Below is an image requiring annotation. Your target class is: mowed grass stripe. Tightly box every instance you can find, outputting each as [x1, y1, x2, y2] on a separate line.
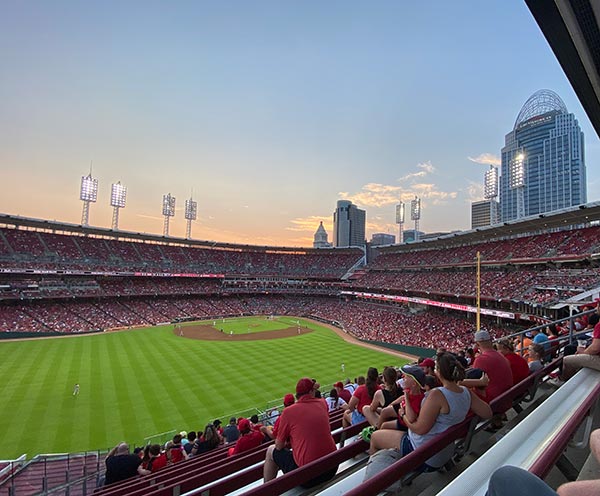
[88, 334, 111, 450]
[132, 329, 200, 437]
[0, 319, 408, 458]
[105, 334, 142, 442]
[0, 343, 46, 451]
[50, 339, 83, 451]
[20, 342, 66, 454]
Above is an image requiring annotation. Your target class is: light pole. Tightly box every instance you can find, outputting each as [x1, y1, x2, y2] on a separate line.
[184, 197, 197, 239]
[410, 196, 421, 242]
[162, 193, 176, 236]
[484, 165, 499, 225]
[110, 182, 127, 230]
[396, 201, 405, 244]
[80, 173, 98, 227]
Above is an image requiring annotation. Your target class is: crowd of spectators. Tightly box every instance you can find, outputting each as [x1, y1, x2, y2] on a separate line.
[0, 295, 521, 351]
[0, 227, 362, 278]
[355, 267, 600, 306]
[369, 226, 600, 269]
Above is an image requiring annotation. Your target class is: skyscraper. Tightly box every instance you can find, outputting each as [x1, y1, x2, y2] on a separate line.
[333, 200, 366, 247]
[500, 89, 586, 222]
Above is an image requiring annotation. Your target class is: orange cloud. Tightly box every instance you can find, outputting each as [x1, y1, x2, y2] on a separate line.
[468, 153, 501, 166]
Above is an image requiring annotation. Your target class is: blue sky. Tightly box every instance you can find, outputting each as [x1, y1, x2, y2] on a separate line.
[1, 1, 598, 246]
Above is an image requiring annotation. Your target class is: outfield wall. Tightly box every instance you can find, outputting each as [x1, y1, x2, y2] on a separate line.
[361, 339, 435, 358]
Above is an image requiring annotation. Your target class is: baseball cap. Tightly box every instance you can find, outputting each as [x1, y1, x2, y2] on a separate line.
[283, 393, 295, 407]
[465, 368, 484, 380]
[474, 329, 491, 342]
[400, 365, 426, 389]
[238, 418, 251, 433]
[419, 358, 435, 369]
[296, 377, 314, 395]
[334, 381, 344, 388]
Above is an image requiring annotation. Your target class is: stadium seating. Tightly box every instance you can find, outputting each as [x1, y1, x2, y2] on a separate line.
[436, 367, 600, 496]
[95, 411, 346, 496]
[0, 452, 101, 496]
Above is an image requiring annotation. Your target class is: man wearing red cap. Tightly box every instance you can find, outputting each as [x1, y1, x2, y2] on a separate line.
[263, 377, 337, 487]
[335, 381, 352, 403]
[228, 418, 264, 456]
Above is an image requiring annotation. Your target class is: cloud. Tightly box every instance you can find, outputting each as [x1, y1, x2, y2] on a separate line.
[468, 153, 501, 166]
[410, 183, 457, 204]
[136, 214, 164, 221]
[286, 215, 332, 233]
[339, 160, 457, 209]
[366, 218, 398, 235]
[398, 161, 436, 182]
[465, 181, 484, 202]
[339, 183, 402, 207]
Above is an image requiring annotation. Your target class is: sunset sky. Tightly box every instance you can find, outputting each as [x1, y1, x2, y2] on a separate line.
[1, 1, 598, 247]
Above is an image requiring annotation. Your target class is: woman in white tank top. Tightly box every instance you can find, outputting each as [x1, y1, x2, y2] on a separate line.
[369, 352, 492, 464]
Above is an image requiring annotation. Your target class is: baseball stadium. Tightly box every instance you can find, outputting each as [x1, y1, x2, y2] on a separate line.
[1, 194, 600, 496]
[3, 1, 600, 495]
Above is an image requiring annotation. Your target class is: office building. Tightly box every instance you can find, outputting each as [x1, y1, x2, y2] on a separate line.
[371, 233, 395, 246]
[471, 200, 499, 229]
[500, 89, 586, 222]
[333, 200, 366, 247]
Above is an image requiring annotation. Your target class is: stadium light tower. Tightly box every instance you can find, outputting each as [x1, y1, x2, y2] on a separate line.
[110, 182, 127, 230]
[184, 196, 197, 239]
[80, 173, 98, 226]
[484, 165, 499, 224]
[395, 201, 405, 243]
[509, 151, 526, 219]
[162, 193, 176, 237]
[410, 196, 421, 242]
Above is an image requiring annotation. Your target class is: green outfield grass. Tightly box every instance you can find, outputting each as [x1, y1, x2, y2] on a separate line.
[0, 317, 408, 459]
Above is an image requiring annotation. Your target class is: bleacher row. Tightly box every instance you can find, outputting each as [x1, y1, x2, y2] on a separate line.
[1, 225, 598, 275]
[0, 228, 363, 278]
[2, 264, 598, 308]
[369, 226, 600, 269]
[354, 267, 600, 305]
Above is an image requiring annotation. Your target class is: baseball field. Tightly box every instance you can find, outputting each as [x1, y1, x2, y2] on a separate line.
[0, 316, 409, 459]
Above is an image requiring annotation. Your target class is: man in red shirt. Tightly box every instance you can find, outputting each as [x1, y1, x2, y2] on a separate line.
[263, 377, 337, 487]
[462, 330, 512, 405]
[228, 418, 264, 456]
[335, 381, 352, 403]
[496, 338, 530, 385]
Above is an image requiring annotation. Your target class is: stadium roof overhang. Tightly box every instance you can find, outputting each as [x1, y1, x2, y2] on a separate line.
[376, 201, 600, 254]
[526, 0, 600, 137]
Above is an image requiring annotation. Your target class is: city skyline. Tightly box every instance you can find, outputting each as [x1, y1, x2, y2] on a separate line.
[1, 2, 599, 247]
